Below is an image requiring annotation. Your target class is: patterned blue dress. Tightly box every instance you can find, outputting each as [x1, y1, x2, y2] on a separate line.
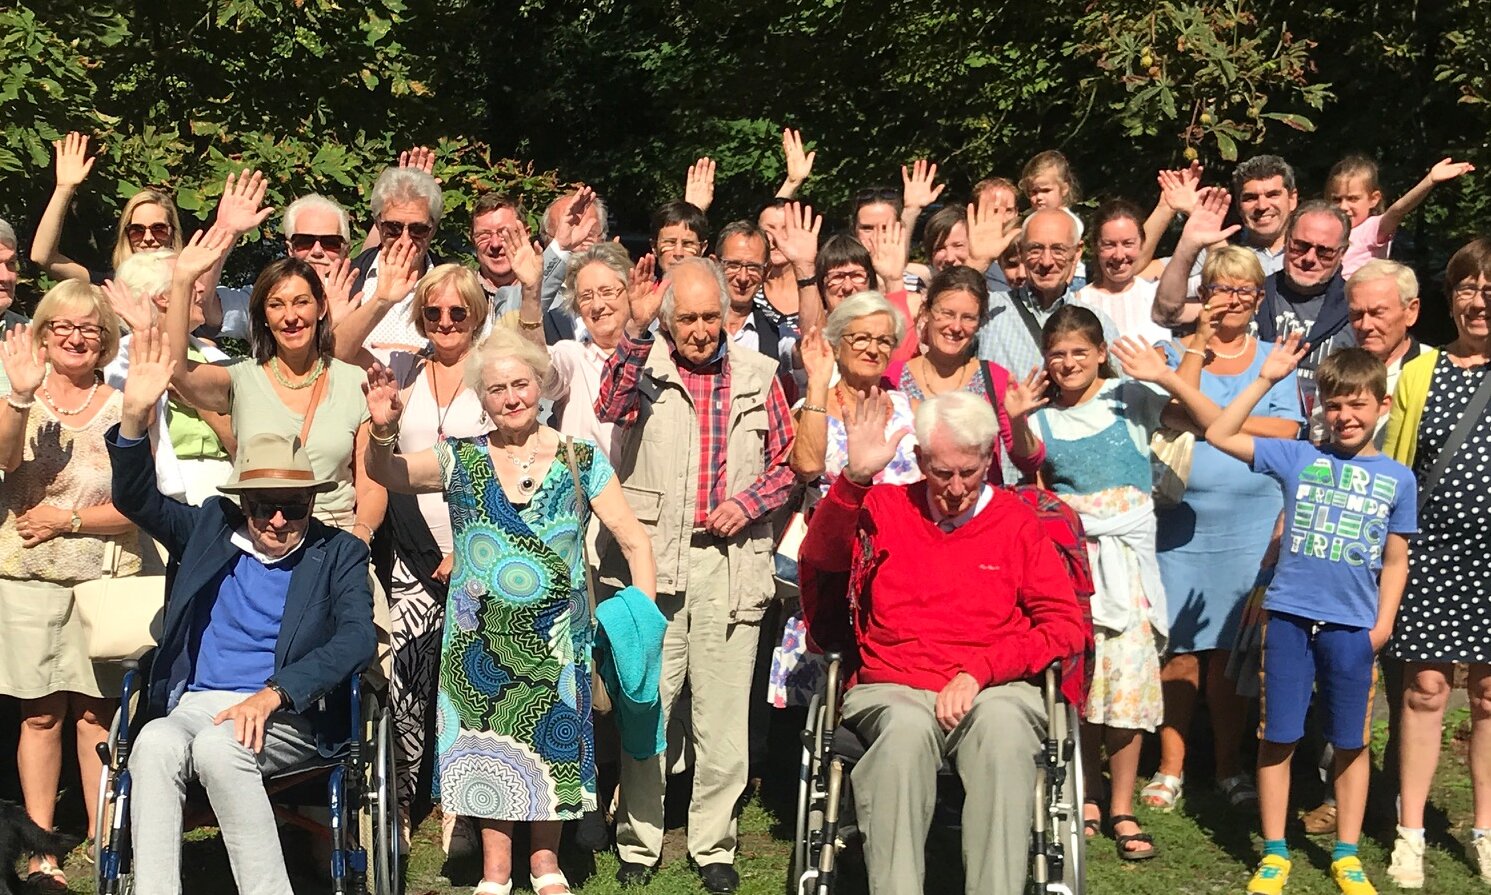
[432, 435, 612, 821]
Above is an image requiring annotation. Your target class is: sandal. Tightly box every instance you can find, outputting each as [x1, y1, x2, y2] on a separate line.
[1083, 796, 1103, 838]
[1108, 814, 1158, 862]
[474, 881, 513, 895]
[26, 857, 68, 892]
[1139, 773, 1183, 812]
[531, 872, 573, 895]
[1301, 801, 1338, 835]
[1219, 773, 1259, 807]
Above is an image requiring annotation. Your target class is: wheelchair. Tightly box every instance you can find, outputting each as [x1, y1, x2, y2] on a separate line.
[92, 660, 401, 895]
[788, 654, 1085, 895]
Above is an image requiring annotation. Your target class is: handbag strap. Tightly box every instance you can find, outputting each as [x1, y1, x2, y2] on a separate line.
[297, 363, 332, 449]
[1419, 362, 1491, 511]
[562, 436, 599, 615]
[1007, 288, 1046, 347]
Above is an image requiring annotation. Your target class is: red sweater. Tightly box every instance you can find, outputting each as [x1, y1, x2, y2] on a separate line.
[799, 475, 1085, 692]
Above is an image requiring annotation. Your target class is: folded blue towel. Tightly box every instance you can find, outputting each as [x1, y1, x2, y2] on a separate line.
[594, 585, 667, 759]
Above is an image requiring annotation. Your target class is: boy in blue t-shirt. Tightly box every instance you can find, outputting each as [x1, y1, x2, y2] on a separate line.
[1204, 337, 1417, 895]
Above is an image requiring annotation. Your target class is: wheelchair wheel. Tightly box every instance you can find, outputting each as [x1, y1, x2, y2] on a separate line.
[369, 703, 399, 895]
[788, 692, 827, 895]
[1055, 701, 1085, 895]
[95, 704, 135, 895]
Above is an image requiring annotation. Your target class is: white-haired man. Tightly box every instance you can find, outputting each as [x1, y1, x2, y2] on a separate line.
[340, 167, 446, 348]
[799, 389, 1086, 895]
[594, 257, 795, 893]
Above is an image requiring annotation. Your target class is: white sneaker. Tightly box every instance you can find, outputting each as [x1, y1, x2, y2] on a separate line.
[1387, 828, 1425, 889]
[1470, 834, 1491, 884]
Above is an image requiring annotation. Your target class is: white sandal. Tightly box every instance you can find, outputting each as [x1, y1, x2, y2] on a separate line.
[531, 872, 572, 894]
[474, 881, 512, 895]
[1139, 772, 1183, 812]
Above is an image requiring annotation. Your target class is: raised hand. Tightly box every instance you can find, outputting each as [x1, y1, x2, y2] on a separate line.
[502, 224, 543, 289]
[626, 253, 663, 334]
[214, 169, 275, 236]
[100, 279, 157, 333]
[1005, 365, 1051, 418]
[684, 157, 716, 212]
[1158, 160, 1204, 214]
[966, 198, 1019, 270]
[799, 326, 835, 389]
[320, 258, 363, 327]
[782, 128, 815, 189]
[553, 186, 597, 251]
[843, 387, 911, 485]
[175, 227, 237, 284]
[373, 238, 420, 304]
[870, 221, 908, 286]
[53, 132, 96, 189]
[778, 202, 822, 270]
[1180, 186, 1239, 249]
[1259, 333, 1308, 383]
[122, 324, 176, 417]
[1428, 157, 1475, 184]
[363, 362, 406, 433]
[399, 146, 436, 175]
[1110, 337, 1170, 382]
[901, 159, 944, 210]
[0, 325, 46, 400]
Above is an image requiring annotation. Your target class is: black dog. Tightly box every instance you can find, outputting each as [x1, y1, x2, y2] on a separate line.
[0, 799, 81, 894]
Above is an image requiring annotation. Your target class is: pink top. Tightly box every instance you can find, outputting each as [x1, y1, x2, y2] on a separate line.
[1342, 214, 1392, 278]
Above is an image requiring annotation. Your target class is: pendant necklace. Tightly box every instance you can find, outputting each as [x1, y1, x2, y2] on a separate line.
[503, 437, 541, 496]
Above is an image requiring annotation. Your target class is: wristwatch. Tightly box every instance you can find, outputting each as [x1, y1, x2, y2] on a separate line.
[795, 275, 816, 288]
[69, 511, 82, 534]
[266, 680, 293, 710]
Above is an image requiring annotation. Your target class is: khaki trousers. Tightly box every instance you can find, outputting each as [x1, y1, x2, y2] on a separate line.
[616, 538, 760, 867]
[842, 680, 1045, 895]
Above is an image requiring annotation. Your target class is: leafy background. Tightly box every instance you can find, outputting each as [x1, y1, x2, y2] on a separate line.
[3, 0, 1489, 333]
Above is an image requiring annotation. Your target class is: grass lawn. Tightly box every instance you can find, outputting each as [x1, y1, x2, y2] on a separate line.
[56, 709, 1490, 894]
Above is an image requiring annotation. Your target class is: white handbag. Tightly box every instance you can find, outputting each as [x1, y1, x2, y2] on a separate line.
[73, 539, 166, 663]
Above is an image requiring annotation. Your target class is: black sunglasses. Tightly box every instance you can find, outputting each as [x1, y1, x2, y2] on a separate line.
[126, 222, 173, 242]
[378, 220, 434, 240]
[288, 233, 348, 253]
[243, 498, 313, 521]
[422, 305, 469, 324]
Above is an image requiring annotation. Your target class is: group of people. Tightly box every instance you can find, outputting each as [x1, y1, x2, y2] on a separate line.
[0, 126, 1484, 895]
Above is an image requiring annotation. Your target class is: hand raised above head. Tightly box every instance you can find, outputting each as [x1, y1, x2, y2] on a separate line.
[626, 254, 662, 333]
[782, 128, 815, 187]
[122, 324, 176, 416]
[901, 159, 944, 210]
[1259, 332, 1309, 383]
[843, 387, 910, 485]
[502, 223, 543, 289]
[101, 278, 156, 335]
[175, 227, 236, 283]
[53, 132, 97, 189]
[870, 221, 908, 285]
[684, 157, 716, 212]
[215, 169, 275, 236]
[1180, 186, 1239, 248]
[0, 325, 46, 400]
[363, 361, 405, 433]
[778, 202, 822, 268]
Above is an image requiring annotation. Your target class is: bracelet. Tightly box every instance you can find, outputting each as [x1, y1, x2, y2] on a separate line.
[519, 316, 543, 330]
[353, 521, 375, 539]
[5, 394, 34, 411]
[795, 276, 817, 288]
[370, 428, 399, 446]
[1183, 348, 1206, 357]
[801, 403, 828, 414]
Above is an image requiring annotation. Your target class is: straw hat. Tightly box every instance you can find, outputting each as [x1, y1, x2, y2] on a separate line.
[218, 432, 336, 494]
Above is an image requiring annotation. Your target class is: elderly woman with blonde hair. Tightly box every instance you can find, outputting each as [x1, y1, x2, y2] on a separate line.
[0, 281, 140, 889]
[365, 325, 656, 895]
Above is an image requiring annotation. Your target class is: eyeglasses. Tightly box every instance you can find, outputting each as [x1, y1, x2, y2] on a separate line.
[472, 229, 506, 246]
[125, 223, 173, 243]
[288, 233, 347, 253]
[1452, 283, 1491, 301]
[823, 271, 870, 289]
[243, 498, 313, 521]
[841, 333, 898, 353]
[48, 321, 104, 341]
[1287, 239, 1343, 264]
[1022, 243, 1074, 261]
[378, 220, 435, 241]
[1203, 284, 1264, 298]
[721, 260, 768, 278]
[577, 285, 624, 306]
[422, 305, 469, 324]
[656, 238, 702, 254]
[930, 308, 981, 326]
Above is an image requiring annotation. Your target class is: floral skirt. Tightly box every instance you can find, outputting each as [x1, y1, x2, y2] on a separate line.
[767, 610, 824, 709]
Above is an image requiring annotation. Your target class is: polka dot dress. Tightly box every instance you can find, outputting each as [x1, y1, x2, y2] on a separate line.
[1388, 354, 1491, 663]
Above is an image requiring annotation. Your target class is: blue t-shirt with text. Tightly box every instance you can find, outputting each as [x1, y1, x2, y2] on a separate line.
[1251, 438, 1417, 628]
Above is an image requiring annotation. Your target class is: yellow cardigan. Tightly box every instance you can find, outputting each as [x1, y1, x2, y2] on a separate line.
[1383, 348, 1440, 469]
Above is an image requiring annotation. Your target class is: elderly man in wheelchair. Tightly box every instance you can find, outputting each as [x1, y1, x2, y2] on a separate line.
[103, 327, 377, 895]
[797, 390, 1088, 895]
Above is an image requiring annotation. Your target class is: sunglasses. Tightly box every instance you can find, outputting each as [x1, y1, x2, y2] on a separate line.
[288, 233, 348, 253]
[243, 498, 313, 521]
[422, 305, 469, 324]
[378, 220, 435, 241]
[126, 223, 173, 242]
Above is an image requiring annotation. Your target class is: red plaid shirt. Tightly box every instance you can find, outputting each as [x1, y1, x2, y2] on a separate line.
[595, 332, 796, 526]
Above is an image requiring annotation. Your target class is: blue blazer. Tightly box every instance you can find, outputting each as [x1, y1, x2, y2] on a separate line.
[106, 425, 376, 755]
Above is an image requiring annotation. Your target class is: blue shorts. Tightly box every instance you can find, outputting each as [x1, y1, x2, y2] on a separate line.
[1259, 611, 1377, 750]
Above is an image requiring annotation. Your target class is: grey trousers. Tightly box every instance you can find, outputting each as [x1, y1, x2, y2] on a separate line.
[131, 690, 319, 895]
[841, 680, 1046, 895]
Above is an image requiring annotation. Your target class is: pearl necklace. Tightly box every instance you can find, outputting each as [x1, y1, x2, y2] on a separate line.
[269, 355, 327, 390]
[41, 372, 100, 416]
[1208, 334, 1252, 360]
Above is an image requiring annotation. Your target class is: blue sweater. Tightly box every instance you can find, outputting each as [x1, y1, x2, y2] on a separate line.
[189, 549, 302, 694]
